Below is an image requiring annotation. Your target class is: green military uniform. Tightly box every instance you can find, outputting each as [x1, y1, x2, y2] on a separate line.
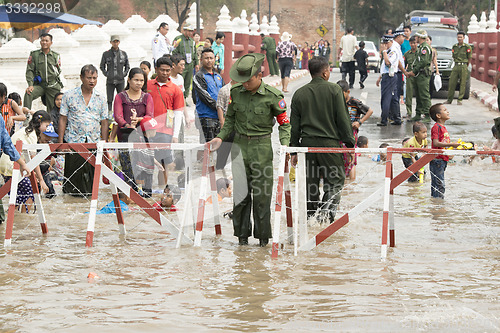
[217, 53, 290, 245]
[404, 49, 418, 117]
[411, 30, 432, 121]
[261, 36, 279, 76]
[447, 42, 472, 103]
[24, 49, 63, 113]
[173, 33, 198, 99]
[290, 76, 354, 221]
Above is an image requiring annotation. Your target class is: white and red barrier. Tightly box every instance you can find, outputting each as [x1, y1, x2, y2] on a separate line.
[1, 141, 223, 248]
[270, 146, 500, 258]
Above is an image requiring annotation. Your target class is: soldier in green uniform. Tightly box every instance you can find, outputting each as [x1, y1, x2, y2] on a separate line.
[260, 33, 279, 76]
[446, 31, 472, 105]
[407, 29, 432, 122]
[209, 53, 291, 247]
[290, 56, 354, 222]
[404, 36, 418, 117]
[172, 25, 199, 99]
[24, 33, 63, 114]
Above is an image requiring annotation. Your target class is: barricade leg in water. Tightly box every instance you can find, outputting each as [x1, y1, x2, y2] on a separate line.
[283, 154, 294, 244]
[194, 144, 210, 247]
[4, 141, 23, 246]
[389, 165, 395, 248]
[28, 167, 47, 234]
[297, 152, 308, 248]
[86, 141, 104, 247]
[271, 146, 286, 258]
[208, 162, 221, 235]
[111, 183, 126, 235]
[381, 148, 393, 259]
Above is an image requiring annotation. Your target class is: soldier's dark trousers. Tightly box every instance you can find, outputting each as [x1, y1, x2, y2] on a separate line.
[266, 51, 279, 76]
[23, 84, 61, 114]
[106, 81, 124, 111]
[301, 137, 345, 221]
[231, 136, 273, 240]
[182, 63, 195, 99]
[414, 74, 431, 117]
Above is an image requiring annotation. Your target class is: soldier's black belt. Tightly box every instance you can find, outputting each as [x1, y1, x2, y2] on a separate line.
[235, 133, 271, 140]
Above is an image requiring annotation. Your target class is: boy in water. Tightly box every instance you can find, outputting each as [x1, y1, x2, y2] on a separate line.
[429, 103, 460, 198]
[402, 122, 428, 182]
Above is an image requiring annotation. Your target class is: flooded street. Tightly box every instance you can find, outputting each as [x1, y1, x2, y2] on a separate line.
[1, 73, 499, 332]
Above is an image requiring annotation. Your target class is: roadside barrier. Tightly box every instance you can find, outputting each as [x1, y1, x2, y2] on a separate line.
[272, 146, 500, 258]
[1, 141, 222, 247]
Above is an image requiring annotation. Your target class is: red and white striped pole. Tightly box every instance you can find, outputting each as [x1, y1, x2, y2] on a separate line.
[283, 154, 293, 244]
[4, 140, 23, 246]
[381, 147, 393, 259]
[194, 143, 210, 247]
[389, 164, 395, 248]
[110, 183, 126, 235]
[27, 161, 47, 234]
[208, 163, 221, 235]
[85, 141, 104, 247]
[271, 146, 286, 258]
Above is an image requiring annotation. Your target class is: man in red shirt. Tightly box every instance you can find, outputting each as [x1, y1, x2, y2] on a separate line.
[147, 56, 184, 184]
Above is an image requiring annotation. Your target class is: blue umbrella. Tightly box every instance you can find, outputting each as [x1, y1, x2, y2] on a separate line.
[0, 4, 102, 30]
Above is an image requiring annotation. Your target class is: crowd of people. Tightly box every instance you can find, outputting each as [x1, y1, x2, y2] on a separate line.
[1, 21, 498, 248]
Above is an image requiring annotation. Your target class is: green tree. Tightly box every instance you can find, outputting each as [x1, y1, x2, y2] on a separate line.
[70, 0, 122, 21]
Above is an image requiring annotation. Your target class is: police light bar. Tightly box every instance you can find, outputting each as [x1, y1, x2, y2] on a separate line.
[410, 16, 458, 26]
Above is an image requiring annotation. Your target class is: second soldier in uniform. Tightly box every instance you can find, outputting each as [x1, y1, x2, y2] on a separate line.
[209, 53, 290, 247]
[24, 33, 63, 115]
[446, 31, 472, 105]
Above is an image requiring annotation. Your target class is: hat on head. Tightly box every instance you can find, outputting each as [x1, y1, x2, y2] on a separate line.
[183, 25, 194, 31]
[43, 123, 58, 137]
[280, 31, 292, 42]
[393, 29, 405, 37]
[140, 116, 159, 132]
[229, 53, 265, 83]
[381, 35, 393, 43]
[415, 29, 428, 38]
[110, 35, 120, 42]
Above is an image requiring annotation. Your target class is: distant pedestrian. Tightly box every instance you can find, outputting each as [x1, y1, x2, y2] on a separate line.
[354, 41, 368, 89]
[301, 42, 310, 70]
[321, 41, 331, 62]
[339, 27, 358, 88]
[401, 25, 412, 55]
[446, 31, 472, 105]
[100, 35, 130, 112]
[212, 32, 225, 75]
[260, 33, 279, 76]
[276, 31, 297, 93]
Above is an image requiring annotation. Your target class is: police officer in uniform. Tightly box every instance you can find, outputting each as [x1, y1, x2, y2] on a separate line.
[172, 25, 199, 99]
[376, 35, 399, 126]
[209, 53, 291, 247]
[152, 22, 173, 66]
[260, 33, 279, 76]
[24, 32, 62, 114]
[407, 29, 432, 122]
[446, 31, 472, 105]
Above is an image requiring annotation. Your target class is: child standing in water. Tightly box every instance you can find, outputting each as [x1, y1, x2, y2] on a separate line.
[402, 122, 428, 182]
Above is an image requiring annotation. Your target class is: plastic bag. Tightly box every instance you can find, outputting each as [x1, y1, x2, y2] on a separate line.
[434, 74, 442, 92]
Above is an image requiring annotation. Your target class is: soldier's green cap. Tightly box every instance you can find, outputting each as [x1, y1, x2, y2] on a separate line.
[415, 30, 428, 38]
[229, 53, 265, 83]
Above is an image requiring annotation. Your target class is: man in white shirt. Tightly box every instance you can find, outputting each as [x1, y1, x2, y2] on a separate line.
[376, 35, 399, 126]
[339, 27, 358, 88]
[152, 22, 173, 66]
[388, 30, 408, 125]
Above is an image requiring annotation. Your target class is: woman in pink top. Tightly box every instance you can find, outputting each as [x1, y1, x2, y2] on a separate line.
[113, 67, 154, 191]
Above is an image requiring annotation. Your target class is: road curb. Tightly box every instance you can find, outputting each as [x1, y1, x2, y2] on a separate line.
[472, 87, 498, 112]
[264, 70, 310, 89]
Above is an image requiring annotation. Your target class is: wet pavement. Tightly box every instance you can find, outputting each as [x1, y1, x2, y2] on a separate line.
[0, 71, 499, 332]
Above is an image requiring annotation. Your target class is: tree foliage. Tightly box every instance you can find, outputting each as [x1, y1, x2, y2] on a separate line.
[71, 0, 123, 21]
[339, 0, 494, 38]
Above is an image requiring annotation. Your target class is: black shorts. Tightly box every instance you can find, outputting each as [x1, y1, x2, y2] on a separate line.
[278, 57, 293, 79]
[197, 117, 220, 143]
